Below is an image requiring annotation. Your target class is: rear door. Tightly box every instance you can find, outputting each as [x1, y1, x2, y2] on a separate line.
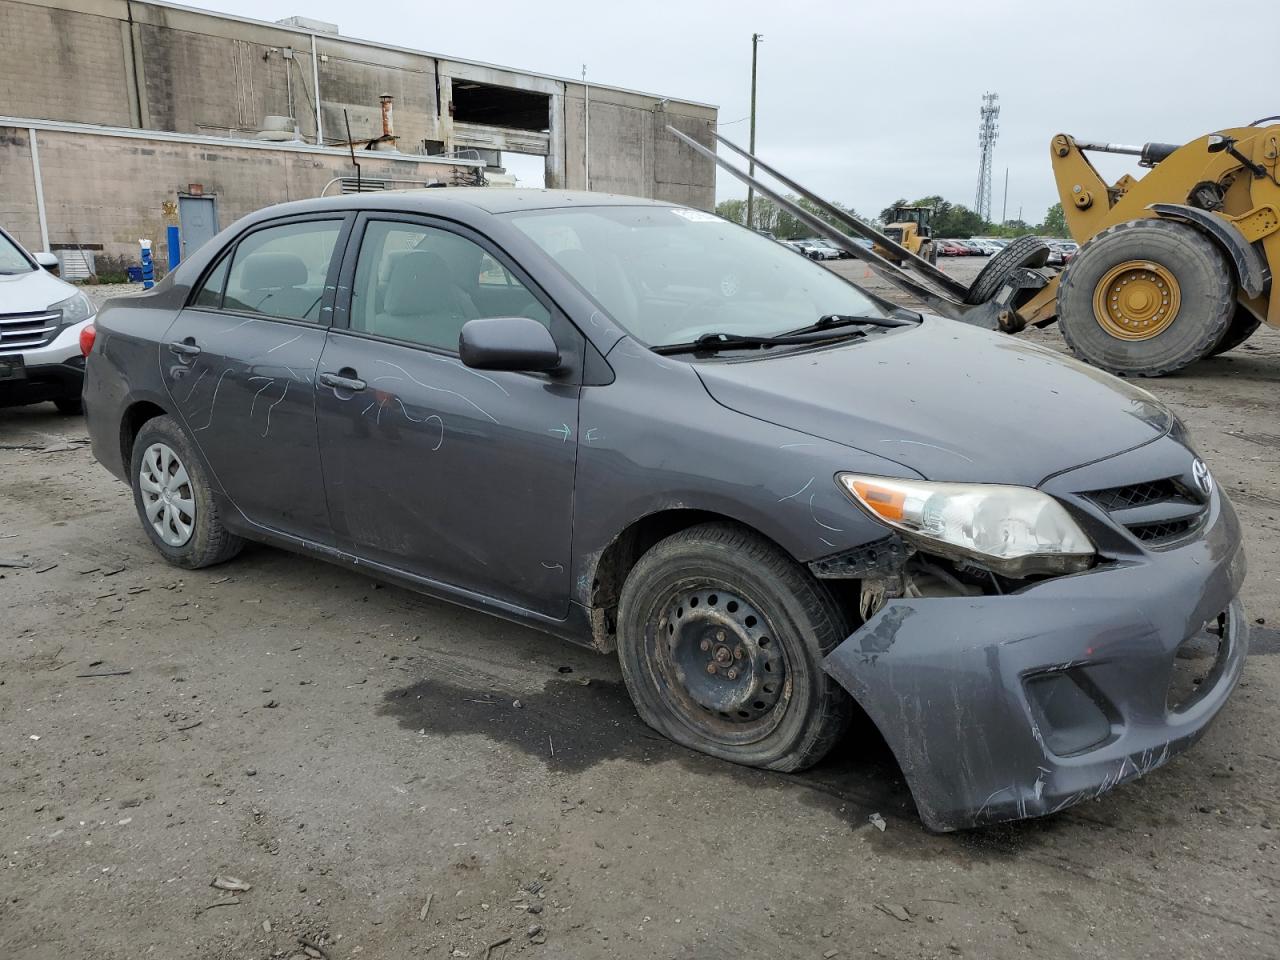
[161, 214, 351, 543]
[314, 213, 581, 616]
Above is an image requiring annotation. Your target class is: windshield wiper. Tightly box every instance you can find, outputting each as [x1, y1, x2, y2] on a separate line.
[652, 328, 864, 356]
[784, 313, 918, 337]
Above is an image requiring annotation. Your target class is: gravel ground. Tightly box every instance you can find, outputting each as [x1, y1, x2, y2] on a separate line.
[2, 260, 1278, 959]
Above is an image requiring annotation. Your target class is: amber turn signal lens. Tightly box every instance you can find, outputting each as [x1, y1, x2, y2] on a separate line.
[849, 479, 906, 522]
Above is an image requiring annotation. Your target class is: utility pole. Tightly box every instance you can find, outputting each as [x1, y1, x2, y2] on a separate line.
[745, 33, 762, 230]
[582, 64, 590, 190]
[1001, 167, 1009, 224]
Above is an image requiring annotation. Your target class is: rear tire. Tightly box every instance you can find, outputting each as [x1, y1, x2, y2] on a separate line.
[1057, 219, 1234, 377]
[53, 396, 82, 415]
[1209, 307, 1261, 357]
[129, 415, 243, 569]
[963, 235, 1051, 304]
[616, 522, 851, 773]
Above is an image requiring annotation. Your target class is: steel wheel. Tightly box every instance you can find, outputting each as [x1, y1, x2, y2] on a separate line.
[1092, 260, 1181, 340]
[138, 442, 195, 547]
[653, 583, 790, 743]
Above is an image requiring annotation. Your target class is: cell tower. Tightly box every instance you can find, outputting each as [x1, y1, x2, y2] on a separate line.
[975, 92, 1000, 221]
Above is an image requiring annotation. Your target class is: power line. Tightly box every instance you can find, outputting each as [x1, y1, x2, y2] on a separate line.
[975, 92, 999, 221]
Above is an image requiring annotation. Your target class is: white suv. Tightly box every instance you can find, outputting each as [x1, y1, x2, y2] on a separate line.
[0, 227, 97, 414]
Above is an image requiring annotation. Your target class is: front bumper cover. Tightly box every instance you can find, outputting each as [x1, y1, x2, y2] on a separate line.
[823, 487, 1248, 832]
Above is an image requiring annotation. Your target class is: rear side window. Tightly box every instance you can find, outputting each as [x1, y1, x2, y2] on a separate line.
[220, 220, 342, 322]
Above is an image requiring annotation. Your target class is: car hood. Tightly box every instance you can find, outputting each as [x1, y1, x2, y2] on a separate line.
[0, 266, 77, 313]
[694, 316, 1172, 487]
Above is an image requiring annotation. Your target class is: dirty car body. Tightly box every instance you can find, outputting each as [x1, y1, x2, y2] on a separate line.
[82, 190, 1248, 831]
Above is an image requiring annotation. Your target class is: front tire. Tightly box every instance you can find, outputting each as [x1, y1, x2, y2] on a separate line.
[616, 522, 851, 772]
[1057, 219, 1235, 376]
[53, 396, 83, 415]
[130, 415, 243, 569]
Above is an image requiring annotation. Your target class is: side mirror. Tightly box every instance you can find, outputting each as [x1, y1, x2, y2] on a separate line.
[459, 316, 561, 373]
[34, 251, 60, 274]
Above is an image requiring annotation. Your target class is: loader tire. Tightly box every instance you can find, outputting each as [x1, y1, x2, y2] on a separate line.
[1057, 219, 1235, 377]
[963, 236, 1051, 304]
[1209, 308, 1261, 357]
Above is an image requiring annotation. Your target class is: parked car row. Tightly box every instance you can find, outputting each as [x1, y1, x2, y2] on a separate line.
[781, 238, 847, 260]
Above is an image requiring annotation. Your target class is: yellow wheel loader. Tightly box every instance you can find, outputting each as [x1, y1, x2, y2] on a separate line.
[671, 121, 1279, 378]
[874, 206, 937, 266]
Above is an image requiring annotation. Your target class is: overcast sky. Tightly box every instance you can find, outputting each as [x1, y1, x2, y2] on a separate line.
[204, 0, 1278, 224]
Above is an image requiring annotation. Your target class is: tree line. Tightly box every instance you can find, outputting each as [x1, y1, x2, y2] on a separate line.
[715, 194, 1068, 240]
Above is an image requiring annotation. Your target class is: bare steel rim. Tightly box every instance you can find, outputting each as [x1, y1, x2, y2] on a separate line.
[138, 442, 196, 547]
[1092, 259, 1182, 341]
[648, 581, 792, 745]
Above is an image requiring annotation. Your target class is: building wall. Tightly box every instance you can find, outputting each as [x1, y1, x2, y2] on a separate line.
[0, 124, 462, 261]
[0, 0, 716, 208]
[0, 0, 135, 126]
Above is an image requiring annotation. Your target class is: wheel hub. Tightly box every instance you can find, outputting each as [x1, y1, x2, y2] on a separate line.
[138, 442, 196, 547]
[1092, 259, 1181, 341]
[659, 588, 784, 723]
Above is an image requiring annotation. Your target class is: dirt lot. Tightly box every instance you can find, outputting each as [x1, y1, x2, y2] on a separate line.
[3, 261, 1280, 960]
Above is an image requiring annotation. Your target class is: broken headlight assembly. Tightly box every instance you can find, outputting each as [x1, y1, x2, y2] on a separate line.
[837, 473, 1096, 578]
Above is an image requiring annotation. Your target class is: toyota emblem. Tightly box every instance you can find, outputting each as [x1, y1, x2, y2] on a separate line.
[1192, 458, 1214, 497]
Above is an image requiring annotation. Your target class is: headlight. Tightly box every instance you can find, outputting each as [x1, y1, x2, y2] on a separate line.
[48, 291, 95, 326]
[837, 473, 1095, 577]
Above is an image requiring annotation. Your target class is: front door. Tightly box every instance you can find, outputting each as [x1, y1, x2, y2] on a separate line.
[314, 214, 580, 616]
[178, 196, 219, 257]
[161, 214, 349, 543]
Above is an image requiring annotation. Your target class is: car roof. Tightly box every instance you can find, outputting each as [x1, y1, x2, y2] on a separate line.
[239, 188, 680, 225]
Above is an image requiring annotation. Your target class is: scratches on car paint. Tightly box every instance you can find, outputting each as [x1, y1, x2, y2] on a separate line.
[193, 368, 234, 432]
[249, 377, 276, 417]
[207, 317, 264, 339]
[182, 366, 209, 401]
[584, 427, 601, 443]
[548, 423, 572, 442]
[420, 351, 510, 397]
[374, 359, 499, 424]
[808, 492, 844, 533]
[262, 381, 290, 437]
[778, 476, 815, 502]
[779, 441, 816, 449]
[880, 438, 975, 463]
[541, 561, 565, 571]
[264, 332, 305, 354]
[394, 400, 445, 450]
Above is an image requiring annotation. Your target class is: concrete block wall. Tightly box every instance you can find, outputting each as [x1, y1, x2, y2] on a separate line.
[1, 0, 716, 209]
[0, 0, 134, 126]
[1, 125, 460, 261]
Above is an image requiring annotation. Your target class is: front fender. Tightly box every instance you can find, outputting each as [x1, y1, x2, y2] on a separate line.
[1148, 202, 1269, 298]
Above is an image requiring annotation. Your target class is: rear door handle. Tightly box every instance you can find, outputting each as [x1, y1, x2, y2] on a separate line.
[168, 339, 201, 358]
[319, 371, 367, 392]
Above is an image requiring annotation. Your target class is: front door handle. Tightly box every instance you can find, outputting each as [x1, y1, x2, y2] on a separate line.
[319, 371, 367, 392]
[168, 338, 201, 358]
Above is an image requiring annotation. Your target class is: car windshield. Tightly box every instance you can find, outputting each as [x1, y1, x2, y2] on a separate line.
[505, 205, 889, 347]
[0, 232, 35, 275]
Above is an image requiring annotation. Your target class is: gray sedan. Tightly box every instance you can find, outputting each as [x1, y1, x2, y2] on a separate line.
[82, 189, 1248, 831]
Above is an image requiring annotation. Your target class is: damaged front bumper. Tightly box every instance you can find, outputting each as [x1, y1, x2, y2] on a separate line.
[823, 486, 1249, 833]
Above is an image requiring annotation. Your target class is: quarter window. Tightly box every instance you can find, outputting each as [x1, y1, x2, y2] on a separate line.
[192, 254, 230, 309]
[220, 220, 342, 322]
[350, 220, 549, 352]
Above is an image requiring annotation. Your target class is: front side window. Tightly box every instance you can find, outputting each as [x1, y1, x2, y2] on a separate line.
[220, 220, 342, 321]
[506, 206, 889, 348]
[350, 220, 549, 352]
